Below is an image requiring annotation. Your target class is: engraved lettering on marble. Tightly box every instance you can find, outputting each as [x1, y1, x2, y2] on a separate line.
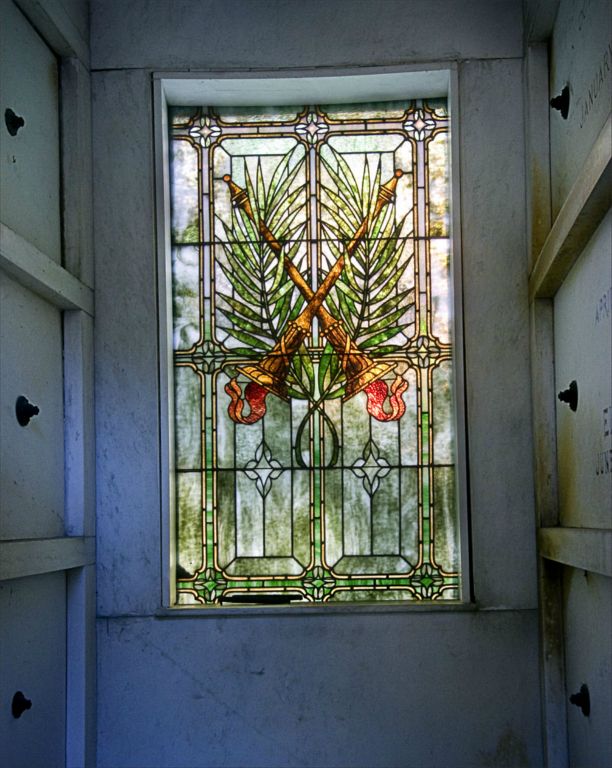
[578, 42, 612, 128]
[595, 406, 612, 476]
[595, 286, 611, 324]
[595, 449, 611, 475]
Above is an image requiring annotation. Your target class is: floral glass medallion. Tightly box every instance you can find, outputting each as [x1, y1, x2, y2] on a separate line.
[169, 99, 460, 605]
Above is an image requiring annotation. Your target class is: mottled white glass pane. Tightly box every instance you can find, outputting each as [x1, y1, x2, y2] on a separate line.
[171, 140, 199, 242]
[372, 468, 401, 554]
[223, 137, 299, 157]
[172, 246, 200, 349]
[227, 556, 304, 577]
[216, 471, 236, 569]
[371, 417, 400, 467]
[398, 367, 419, 465]
[334, 555, 409, 575]
[215, 106, 302, 124]
[326, 133, 404, 155]
[428, 131, 449, 237]
[425, 99, 448, 118]
[291, 399, 311, 466]
[433, 466, 458, 572]
[341, 393, 371, 466]
[262, 396, 292, 466]
[264, 471, 293, 556]
[342, 468, 372, 556]
[215, 378, 236, 468]
[177, 472, 203, 575]
[234, 415, 264, 468]
[329, 588, 414, 602]
[176, 591, 203, 605]
[212, 202, 233, 243]
[170, 107, 196, 127]
[433, 361, 454, 465]
[323, 469, 343, 568]
[430, 238, 452, 343]
[393, 149, 414, 216]
[235, 472, 264, 557]
[322, 101, 408, 121]
[400, 468, 419, 564]
[174, 366, 201, 469]
[292, 470, 311, 568]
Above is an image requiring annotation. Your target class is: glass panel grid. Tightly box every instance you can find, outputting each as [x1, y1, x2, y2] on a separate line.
[169, 101, 459, 605]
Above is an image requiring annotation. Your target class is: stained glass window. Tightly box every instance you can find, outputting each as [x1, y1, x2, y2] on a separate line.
[168, 98, 460, 606]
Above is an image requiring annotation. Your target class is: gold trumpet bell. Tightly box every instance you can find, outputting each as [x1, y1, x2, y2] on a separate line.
[342, 356, 396, 401]
[237, 360, 289, 401]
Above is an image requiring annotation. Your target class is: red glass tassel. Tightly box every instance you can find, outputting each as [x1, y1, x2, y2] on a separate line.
[364, 375, 408, 421]
[225, 378, 269, 424]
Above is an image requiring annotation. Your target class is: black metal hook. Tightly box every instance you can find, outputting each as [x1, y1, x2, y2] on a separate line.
[12, 691, 32, 719]
[569, 684, 590, 717]
[550, 85, 570, 119]
[5, 108, 25, 136]
[558, 380, 578, 412]
[15, 395, 40, 426]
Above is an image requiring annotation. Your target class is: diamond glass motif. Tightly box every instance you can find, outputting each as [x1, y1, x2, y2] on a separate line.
[350, 439, 391, 495]
[296, 111, 329, 144]
[188, 115, 221, 147]
[244, 441, 283, 497]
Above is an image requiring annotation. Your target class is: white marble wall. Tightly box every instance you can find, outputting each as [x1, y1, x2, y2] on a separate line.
[549, 0, 612, 216]
[90, 0, 523, 70]
[92, 2, 541, 765]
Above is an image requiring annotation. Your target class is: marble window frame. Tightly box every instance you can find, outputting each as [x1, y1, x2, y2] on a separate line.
[153, 66, 470, 612]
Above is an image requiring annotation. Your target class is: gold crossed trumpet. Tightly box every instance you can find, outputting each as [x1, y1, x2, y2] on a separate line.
[223, 168, 403, 402]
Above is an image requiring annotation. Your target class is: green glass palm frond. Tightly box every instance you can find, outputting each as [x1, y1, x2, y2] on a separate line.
[215, 147, 307, 355]
[320, 146, 414, 354]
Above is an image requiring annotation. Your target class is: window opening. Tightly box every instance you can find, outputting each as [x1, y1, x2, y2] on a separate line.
[169, 98, 459, 605]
